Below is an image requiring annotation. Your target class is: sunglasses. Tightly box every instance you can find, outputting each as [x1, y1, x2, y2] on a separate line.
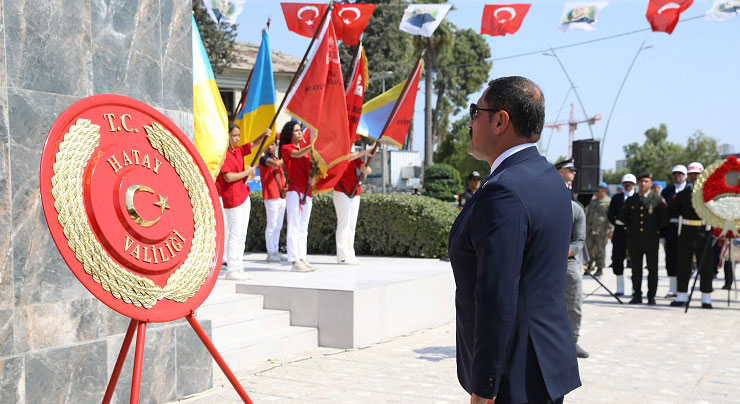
[469, 103, 498, 120]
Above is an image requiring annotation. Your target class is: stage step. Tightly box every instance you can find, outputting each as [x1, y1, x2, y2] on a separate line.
[196, 280, 319, 372]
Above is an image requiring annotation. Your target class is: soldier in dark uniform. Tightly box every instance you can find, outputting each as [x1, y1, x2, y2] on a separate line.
[661, 165, 688, 297]
[669, 162, 714, 308]
[458, 171, 481, 210]
[607, 173, 636, 296]
[619, 173, 668, 305]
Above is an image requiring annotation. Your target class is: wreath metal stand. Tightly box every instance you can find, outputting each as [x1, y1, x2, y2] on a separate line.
[101, 314, 253, 404]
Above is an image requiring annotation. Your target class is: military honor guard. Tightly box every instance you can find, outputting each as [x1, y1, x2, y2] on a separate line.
[607, 173, 636, 295]
[619, 173, 668, 304]
[660, 164, 688, 297]
[585, 182, 612, 278]
[670, 162, 714, 308]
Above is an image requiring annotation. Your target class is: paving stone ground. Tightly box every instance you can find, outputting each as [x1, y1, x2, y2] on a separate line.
[171, 248, 740, 404]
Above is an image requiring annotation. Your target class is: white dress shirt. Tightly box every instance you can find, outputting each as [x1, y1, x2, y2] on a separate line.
[674, 182, 686, 193]
[489, 143, 538, 175]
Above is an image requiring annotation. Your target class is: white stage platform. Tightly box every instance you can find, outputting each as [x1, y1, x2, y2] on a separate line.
[231, 254, 455, 349]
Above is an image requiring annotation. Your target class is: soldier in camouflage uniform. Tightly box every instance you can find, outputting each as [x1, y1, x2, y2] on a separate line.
[585, 182, 612, 277]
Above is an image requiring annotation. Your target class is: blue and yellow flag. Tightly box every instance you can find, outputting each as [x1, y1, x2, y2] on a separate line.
[192, 16, 229, 181]
[356, 79, 407, 140]
[235, 30, 276, 165]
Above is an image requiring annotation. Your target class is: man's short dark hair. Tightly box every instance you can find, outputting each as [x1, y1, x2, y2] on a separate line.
[483, 76, 545, 141]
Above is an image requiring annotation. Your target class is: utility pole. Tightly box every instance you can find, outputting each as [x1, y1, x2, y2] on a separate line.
[424, 40, 433, 167]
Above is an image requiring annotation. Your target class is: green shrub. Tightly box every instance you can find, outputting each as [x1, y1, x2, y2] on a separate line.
[244, 191, 457, 258]
[422, 163, 463, 202]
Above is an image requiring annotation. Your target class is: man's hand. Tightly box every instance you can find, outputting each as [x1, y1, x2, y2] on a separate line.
[568, 251, 575, 257]
[608, 231, 613, 240]
[471, 393, 495, 404]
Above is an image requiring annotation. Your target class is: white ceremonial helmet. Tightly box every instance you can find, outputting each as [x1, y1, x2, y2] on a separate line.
[687, 162, 704, 174]
[671, 165, 687, 175]
[621, 173, 637, 184]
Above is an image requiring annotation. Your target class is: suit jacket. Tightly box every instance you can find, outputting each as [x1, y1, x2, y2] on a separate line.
[448, 146, 581, 403]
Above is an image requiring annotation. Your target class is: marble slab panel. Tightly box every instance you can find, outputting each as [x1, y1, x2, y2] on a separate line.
[25, 340, 107, 404]
[109, 324, 177, 404]
[91, 0, 163, 106]
[158, 107, 194, 142]
[12, 298, 111, 354]
[4, 0, 92, 96]
[8, 88, 85, 306]
[176, 320, 213, 397]
[160, 0, 193, 112]
[0, 308, 13, 357]
[0, 88, 11, 311]
[0, 356, 23, 404]
[0, 1, 6, 91]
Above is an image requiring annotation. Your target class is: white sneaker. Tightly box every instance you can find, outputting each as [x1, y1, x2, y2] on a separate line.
[225, 269, 252, 281]
[291, 261, 313, 272]
[266, 253, 281, 263]
[339, 259, 360, 265]
[301, 259, 314, 269]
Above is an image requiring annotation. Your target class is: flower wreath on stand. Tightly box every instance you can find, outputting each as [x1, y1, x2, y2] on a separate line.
[692, 155, 740, 240]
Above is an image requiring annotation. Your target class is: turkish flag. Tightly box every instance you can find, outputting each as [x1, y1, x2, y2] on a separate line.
[283, 18, 351, 191]
[379, 55, 424, 149]
[332, 4, 375, 45]
[481, 4, 531, 37]
[281, 3, 328, 38]
[345, 44, 368, 142]
[646, 0, 693, 34]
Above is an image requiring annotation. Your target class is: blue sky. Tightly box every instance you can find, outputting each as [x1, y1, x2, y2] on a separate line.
[234, 0, 740, 170]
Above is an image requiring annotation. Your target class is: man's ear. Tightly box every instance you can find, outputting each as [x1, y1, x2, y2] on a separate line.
[494, 110, 510, 134]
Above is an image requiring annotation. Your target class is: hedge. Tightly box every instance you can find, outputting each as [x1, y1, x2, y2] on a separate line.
[422, 163, 463, 202]
[243, 191, 458, 258]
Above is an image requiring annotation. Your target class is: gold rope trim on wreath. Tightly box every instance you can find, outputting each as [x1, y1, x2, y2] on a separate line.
[51, 119, 216, 309]
[691, 159, 740, 238]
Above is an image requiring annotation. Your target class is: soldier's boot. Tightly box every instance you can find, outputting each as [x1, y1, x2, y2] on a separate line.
[670, 292, 689, 307]
[615, 275, 625, 296]
[665, 276, 677, 298]
[594, 268, 603, 278]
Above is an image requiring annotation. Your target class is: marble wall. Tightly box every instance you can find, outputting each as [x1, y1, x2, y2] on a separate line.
[0, 1, 211, 403]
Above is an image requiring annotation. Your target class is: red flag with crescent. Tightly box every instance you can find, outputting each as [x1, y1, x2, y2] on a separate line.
[281, 3, 328, 37]
[645, 0, 693, 34]
[283, 18, 350, 191]
[282, 3, 374, 44]
[481, 4, 531, 36]
[332, 4, 375, 45]
[346, 44, 368, 142]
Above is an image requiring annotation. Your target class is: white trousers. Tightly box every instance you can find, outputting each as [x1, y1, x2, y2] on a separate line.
[224, 197, 250, 271]
[264, 198, 286, 254]
[286, 191, 312, 262]
[333, 191, 361, 261]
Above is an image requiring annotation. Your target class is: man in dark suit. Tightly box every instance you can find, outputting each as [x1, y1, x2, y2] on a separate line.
[607, 173, 636, 296]
[449, 76, 581, 404]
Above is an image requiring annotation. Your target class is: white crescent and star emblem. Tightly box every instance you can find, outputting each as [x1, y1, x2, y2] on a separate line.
[126, 185, 170, 228]
[298, 5, 320, 26]
[657, 2, 681, 14]
[338, 7, 361, 24]
[493, 7, 517, 23]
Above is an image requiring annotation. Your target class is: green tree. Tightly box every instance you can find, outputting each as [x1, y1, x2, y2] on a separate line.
[434, 117, 489, 180]
[602, 169, 628, 185]
[193, 1, 238, 75]
[428, 26, 491, 146]
[681, 130, 720, 166]
[623, 124, 685, 183]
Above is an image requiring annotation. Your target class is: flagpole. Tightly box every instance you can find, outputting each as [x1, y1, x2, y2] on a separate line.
[232, 19, 271, 119]
[250, 1, 335, 168]
[349, 52, 424, 197]
[345, 41, 363, 94]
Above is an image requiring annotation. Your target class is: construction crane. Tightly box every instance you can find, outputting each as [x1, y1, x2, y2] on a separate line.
[544, 104, 601, 158]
